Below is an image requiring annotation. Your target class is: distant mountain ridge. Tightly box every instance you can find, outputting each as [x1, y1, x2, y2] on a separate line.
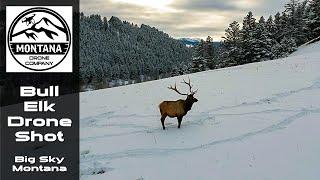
[179, 38, 201, 47]
[179, 38, 221, 48]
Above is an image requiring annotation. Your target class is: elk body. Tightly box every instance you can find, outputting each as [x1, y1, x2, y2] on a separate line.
[159, 79, 198, 130]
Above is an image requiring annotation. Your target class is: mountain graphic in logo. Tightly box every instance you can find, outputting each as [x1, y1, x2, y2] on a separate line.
[12, 17, 69, 41]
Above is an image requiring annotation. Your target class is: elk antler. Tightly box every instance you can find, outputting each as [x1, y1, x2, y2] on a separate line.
[168, 83, 189, 96]
[182, 78, 198, 95]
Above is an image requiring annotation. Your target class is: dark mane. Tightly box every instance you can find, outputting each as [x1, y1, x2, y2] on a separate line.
[184, 97, 194, 112]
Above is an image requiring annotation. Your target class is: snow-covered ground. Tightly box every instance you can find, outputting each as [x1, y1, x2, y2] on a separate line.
[80, 42, 320, 180]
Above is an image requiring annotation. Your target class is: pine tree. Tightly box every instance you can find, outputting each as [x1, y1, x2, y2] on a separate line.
[204, 36, 214, 59]
[285, 0, 299, 20]
[204, 36, 216, 69]
[102, 17, 108, 31]
[307, 0, 320, 39]
[241, 11, 257, 64]
[252, 16, 274, 61]
[222, 21, 243, 66]
[295, 0, 309, 44]
[194, 39, 205, 58]
[192, 36, 217, 71]
[265, 15, 285, 59]
[284, 0, 308, 45]
[274, 12, 283, 42]
[266, 16, 277, 39]
[279, 12, 290, 41]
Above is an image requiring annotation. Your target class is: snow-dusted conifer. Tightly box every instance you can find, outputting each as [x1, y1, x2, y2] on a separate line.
[222, 21, 243, 66]
[306, 0, 320, 39]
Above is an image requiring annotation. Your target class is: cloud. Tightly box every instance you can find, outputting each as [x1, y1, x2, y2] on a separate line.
[80, 0, 289, 40]
[170, 0, 239, 11]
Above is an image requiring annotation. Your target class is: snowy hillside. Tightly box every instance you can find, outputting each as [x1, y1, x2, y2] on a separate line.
[80, 42, 320, 180]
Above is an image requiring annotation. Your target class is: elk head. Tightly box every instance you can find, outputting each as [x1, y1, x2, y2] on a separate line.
[168, 78, 198, 104]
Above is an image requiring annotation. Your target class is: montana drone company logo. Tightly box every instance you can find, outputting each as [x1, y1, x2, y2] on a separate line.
[6, 6, 72, 72]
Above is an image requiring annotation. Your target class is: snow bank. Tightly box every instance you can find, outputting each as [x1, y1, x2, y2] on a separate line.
[80, 42, 320, 180]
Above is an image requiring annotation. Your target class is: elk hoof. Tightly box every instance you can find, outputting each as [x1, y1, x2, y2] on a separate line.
[163, 127, 165, 130]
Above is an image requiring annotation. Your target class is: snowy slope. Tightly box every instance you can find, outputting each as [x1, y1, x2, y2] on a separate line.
[80, 42, 320, 180]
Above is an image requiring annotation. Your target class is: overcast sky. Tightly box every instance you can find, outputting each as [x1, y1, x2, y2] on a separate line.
[80, 0, 288, 41]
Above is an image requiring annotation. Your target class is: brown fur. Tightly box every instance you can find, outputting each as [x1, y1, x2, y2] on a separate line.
[159, 100, 187, 117]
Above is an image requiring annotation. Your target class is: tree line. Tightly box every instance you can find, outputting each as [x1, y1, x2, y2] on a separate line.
[80, 14, 192, 90]
[192, 0, 320, 71]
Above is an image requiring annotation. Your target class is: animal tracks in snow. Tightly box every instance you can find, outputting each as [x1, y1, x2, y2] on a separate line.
[81, 108, 319, 163]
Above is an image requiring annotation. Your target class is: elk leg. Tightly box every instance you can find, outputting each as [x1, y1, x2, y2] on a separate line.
[161, 115, 167, 130]
[177, 116, 183, 128]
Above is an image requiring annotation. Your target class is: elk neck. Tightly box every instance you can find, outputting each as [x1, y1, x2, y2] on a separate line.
[184, 97, 194, 112]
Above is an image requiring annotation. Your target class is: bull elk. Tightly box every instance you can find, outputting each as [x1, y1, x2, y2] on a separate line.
[159, 79, 198, 130]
